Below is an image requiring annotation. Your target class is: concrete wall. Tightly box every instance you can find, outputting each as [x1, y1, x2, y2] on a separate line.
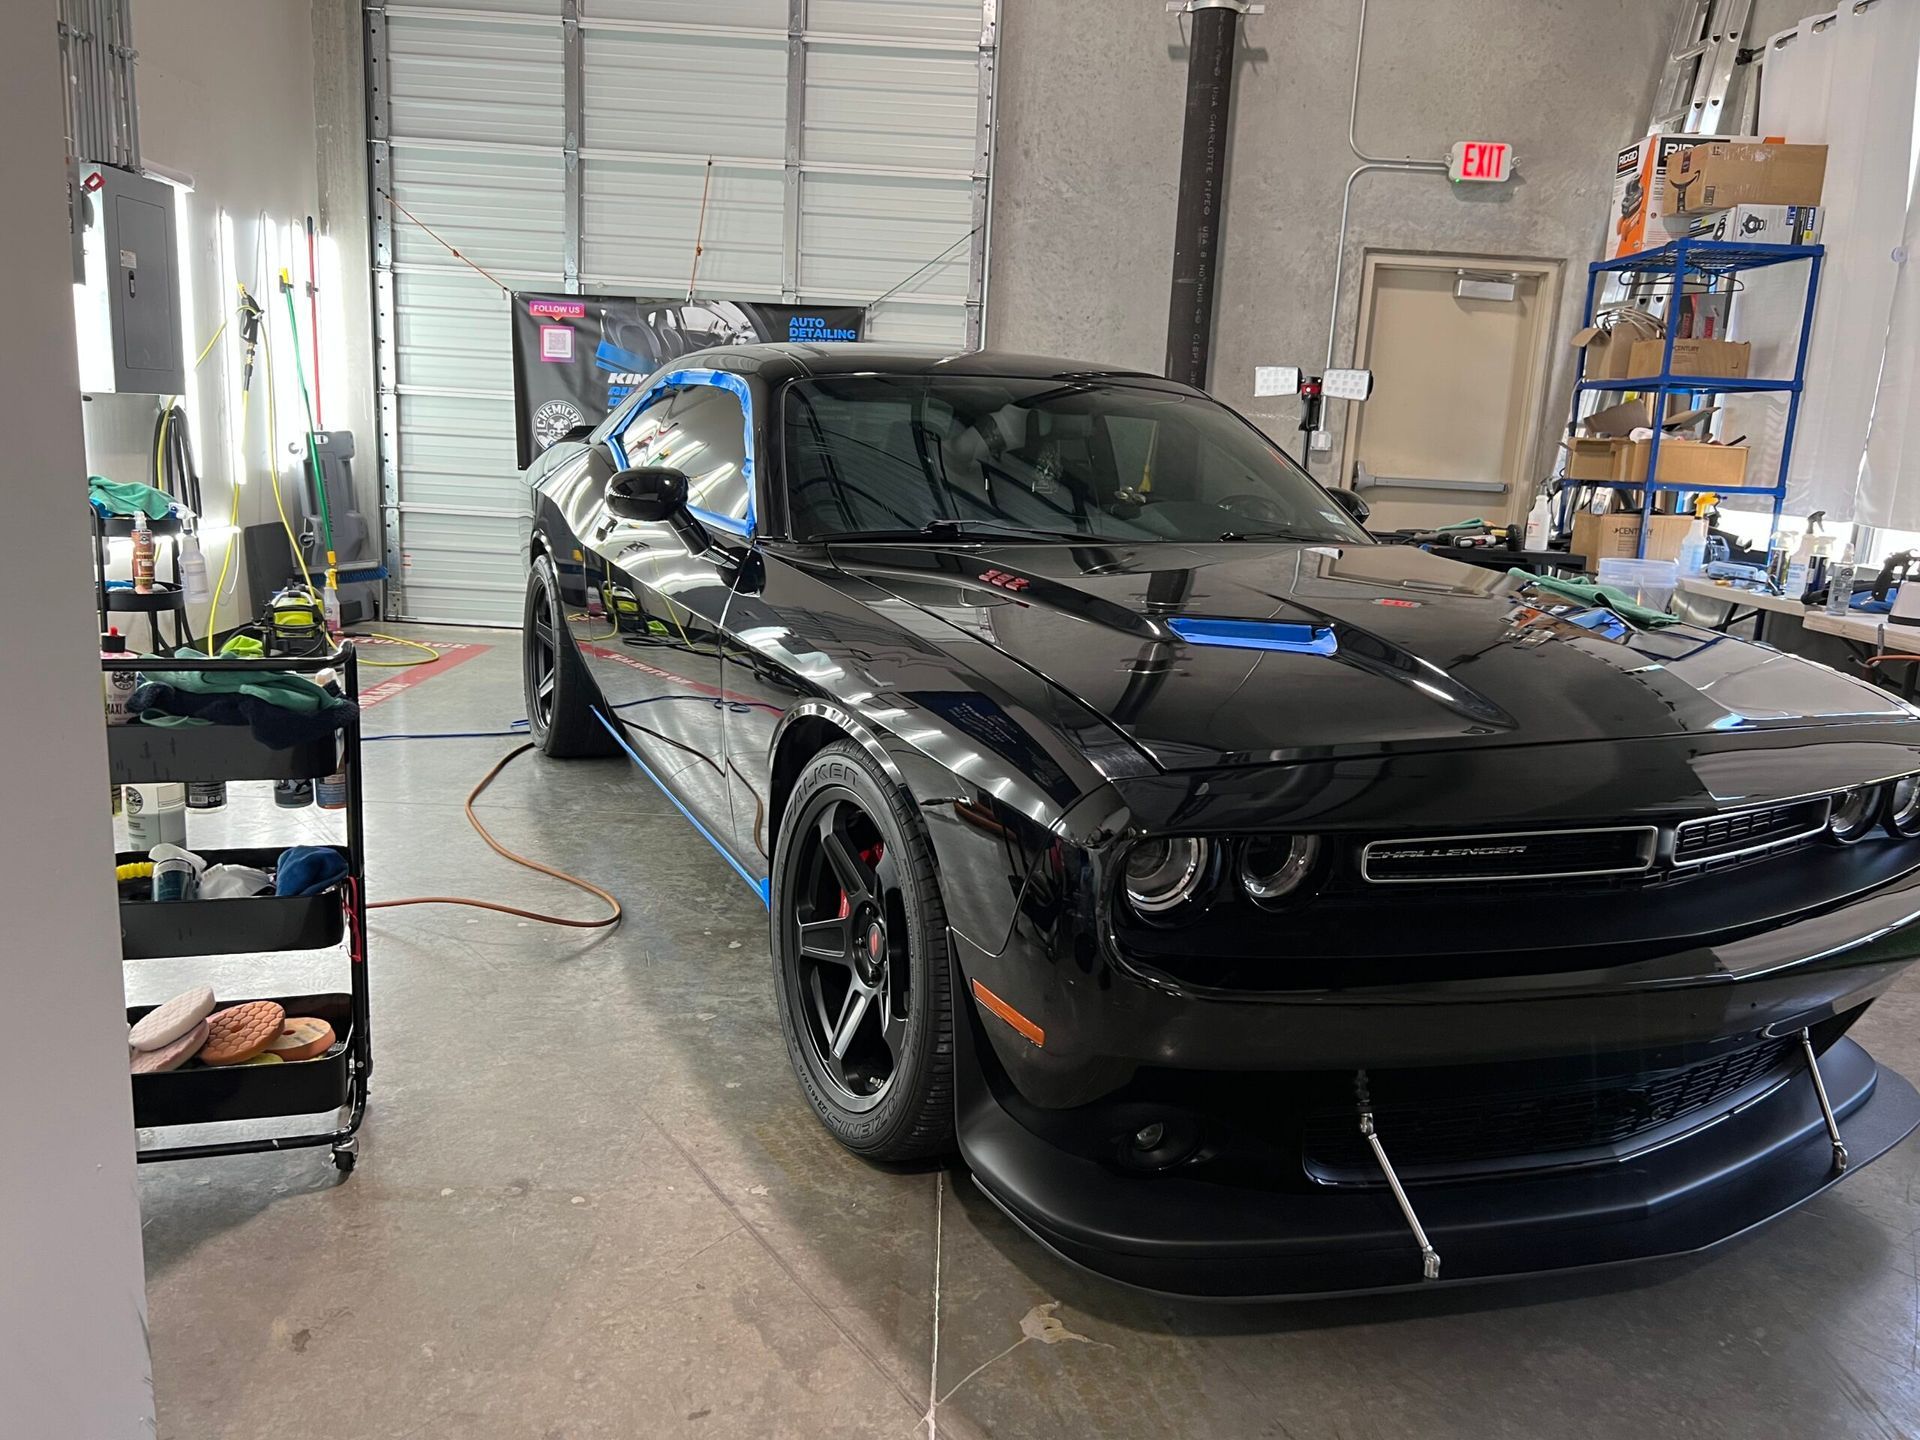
[987, 0, 1675, 485]
[84, 0, 377, 636]
[0, 2, 157, 1433]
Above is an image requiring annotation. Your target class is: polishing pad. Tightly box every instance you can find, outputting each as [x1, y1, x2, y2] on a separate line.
[130, 1019, 209, 1074]
[201, 1001, 287, 1065]
[266, 1017, 336, 1063]
[129, 986, 216, 1052]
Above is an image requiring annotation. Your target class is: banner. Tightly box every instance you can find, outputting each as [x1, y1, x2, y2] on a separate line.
[509, 294, 866, 467]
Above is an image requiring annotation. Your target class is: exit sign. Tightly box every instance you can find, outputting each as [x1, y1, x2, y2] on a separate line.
[1449, 140, 1512, 183]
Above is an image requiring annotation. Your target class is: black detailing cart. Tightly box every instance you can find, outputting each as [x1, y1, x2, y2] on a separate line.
[108, 644, 370, 1174]
[92, 509, 192, 654]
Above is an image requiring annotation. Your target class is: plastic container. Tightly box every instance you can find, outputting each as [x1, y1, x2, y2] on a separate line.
[1827, 545, 1857, 616]
[316, 771, 348, 810]
[1524, 495, 1551, 550]
[178, 535, 210, 607]
[123, 781, 188, 849]
[1597, 557, 1680, 614]
[185, 780, 228, 810]
[101, 628, 136, 724]
[1675, 519, 1709, 577]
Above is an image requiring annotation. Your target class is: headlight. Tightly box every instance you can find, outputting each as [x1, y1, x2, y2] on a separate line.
[1888, 777, 1920, 837]
[1238, 835, 1321, 903]
[1829, 787, 1882, 844]
[1123, 837, 1211, 913]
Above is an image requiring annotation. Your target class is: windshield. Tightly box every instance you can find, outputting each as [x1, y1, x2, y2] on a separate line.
[781, 375, 1369, 545]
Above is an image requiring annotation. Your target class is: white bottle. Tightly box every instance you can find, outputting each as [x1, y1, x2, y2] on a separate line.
[123, 782, 188, 850]
[101, 628, 137, 724]
[1826, 544, 1857, 616]
[1523, 494, 1551, 550]
[178, 534, 211, 607]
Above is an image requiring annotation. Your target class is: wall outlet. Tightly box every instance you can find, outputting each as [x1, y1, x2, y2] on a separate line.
[1310, 430, 1333, 453]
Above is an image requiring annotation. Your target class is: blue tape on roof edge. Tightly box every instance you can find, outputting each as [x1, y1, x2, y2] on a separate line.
[609, 367, 758, 533]
[1167, 617, 1339, 656]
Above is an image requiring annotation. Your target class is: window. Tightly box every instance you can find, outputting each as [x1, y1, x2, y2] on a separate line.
[614, 382, 753, 528]
[782, 375, 1368, 545]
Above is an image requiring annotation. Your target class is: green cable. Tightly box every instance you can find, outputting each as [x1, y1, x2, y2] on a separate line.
[280, 271, 335, 557]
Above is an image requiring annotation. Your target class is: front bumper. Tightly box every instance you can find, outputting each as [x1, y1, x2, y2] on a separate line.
[951, 865, 1920, 1296]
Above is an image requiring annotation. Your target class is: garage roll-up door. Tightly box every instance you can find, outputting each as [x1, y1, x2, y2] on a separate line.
[367, 0, 999, 624]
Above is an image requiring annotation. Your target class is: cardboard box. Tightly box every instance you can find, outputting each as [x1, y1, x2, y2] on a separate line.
[1611, 132, 1746, 258]
[1670, 142, 1827, 213]
[1571, 309, 1662, 381]
[1610, 437, 1749, 490]
[1671, 202, 1824, 246]
[1573, 510, 1704, 566]
[1625, 337, 1751, 381]
[1565, 437, 1622, 482]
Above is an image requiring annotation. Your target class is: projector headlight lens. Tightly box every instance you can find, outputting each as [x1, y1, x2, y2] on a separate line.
[1238, 835, 1322, 903]
[1829, 787, 1882, 845]
[1123, 837, 1211, 914]
[1888, 777, 1920, 837]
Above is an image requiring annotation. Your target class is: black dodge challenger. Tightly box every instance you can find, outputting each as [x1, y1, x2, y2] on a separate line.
[523, 343, 1920, 1296]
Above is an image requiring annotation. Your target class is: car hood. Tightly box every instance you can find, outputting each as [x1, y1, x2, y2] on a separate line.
[827, 540, 1910, 770]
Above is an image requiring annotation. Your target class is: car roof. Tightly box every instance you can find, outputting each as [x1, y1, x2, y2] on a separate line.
[678, 341, 1179, 388]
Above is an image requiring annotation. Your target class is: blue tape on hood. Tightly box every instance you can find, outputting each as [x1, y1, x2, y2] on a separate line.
[1167, 617, 1339, 655]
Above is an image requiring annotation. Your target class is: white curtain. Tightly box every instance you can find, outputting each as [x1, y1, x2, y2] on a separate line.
[1720, 0, 1920, 524]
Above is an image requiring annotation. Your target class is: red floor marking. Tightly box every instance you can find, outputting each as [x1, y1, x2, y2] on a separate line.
[353, 639, 490, 711]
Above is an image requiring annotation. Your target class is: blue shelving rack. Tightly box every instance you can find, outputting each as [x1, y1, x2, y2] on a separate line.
[1564, 238, 1825, 558]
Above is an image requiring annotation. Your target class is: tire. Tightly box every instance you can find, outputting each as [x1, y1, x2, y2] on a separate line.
[524, 550, 616, 759]
[771, 740, 955, 1161]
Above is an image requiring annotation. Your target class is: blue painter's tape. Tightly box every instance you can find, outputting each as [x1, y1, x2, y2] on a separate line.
[610, 367, 758, 534]
[594, 710, 772, 907]
[1166, 617, 1339, 656]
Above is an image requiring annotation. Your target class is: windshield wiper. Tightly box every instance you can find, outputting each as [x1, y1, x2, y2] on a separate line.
[1216, 528, 1336, 543]
[816, 518, 1094, 544]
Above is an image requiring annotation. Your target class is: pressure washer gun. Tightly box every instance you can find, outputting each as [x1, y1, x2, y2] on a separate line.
[235, 285, 264, 395]
[280, 266, 340, 632]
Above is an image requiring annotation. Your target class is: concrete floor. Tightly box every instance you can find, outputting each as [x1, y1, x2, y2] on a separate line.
[134, 625, 1920, 1440]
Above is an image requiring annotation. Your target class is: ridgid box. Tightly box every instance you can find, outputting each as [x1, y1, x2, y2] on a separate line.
[1670, 142, 1828, 213]
[1610, 132, 1745, 258]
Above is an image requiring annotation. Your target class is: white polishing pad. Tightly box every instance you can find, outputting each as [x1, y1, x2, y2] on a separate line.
[128, 985, 216, 1052]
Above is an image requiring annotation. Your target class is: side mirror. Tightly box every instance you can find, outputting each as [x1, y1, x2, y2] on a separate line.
[1330, 488, 1371, 525]
[559, 422, 597, 445]
[606, 467, 690, 523]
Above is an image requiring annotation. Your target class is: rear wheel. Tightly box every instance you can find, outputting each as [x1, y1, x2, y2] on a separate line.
[524, 551, 615, 758]
[772, 741, 954, 1160]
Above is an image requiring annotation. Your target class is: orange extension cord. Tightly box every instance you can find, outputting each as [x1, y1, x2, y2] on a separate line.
[368, 744, 622, 929]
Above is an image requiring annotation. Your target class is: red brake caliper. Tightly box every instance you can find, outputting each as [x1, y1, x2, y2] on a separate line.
[836, 843, 885, 920]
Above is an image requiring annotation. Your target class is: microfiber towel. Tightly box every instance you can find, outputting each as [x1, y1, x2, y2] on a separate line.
[128, 680, 354, 748]
[160, 647, 344, 715]
[88, 476, 176, 520]
[1509, 569, 1679, 628]
[275, 847, 348, 897]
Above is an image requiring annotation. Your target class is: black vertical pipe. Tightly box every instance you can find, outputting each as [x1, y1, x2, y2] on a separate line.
[1164, 4, 1239, 390]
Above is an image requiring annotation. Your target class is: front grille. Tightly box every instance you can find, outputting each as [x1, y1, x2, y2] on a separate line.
[1360, 826, 1656, 883]
[1675, 798, 1831, 867]
[1301, 1038, 1795, 1178]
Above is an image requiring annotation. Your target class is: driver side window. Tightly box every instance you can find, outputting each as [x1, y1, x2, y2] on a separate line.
[612, 383, 754, 530]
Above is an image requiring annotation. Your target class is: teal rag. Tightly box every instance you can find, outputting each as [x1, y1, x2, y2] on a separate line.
[159, 647, 346, 715]
[1509, 570, 1679, 628]
[88, 475, 176, 520]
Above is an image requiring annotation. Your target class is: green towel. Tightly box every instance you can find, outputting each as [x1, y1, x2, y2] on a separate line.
[88, 475, 176, 521]
[1509, 569, 1679, 628]
[160, 646, 345, 714]
[1435, 516, 1488, 533]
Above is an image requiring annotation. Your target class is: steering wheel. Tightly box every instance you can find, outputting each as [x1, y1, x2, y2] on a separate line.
[1220, 492, 1289, 524]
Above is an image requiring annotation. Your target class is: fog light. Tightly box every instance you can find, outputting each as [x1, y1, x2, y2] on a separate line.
[1889, 777, 1920, 838]
[1133, 1122, 1166, 1150]
[1239, 834, 1321, 903]
[1117, 1116, 1199, 1172]
[1830, 787, 1882, 845]
[1123, 837, 1211, 913]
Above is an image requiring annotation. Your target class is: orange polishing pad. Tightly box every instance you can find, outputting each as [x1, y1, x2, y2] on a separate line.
[266, 1016, 336, 1063]
[200, 1001, 287, 1065]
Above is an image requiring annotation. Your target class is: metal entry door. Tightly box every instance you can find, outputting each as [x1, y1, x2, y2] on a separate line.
[1341, 253, 1562, 536]
[366, 1, 999, 624]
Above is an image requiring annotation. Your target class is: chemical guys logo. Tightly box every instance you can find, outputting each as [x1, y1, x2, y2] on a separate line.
[532, 398, 587, 451]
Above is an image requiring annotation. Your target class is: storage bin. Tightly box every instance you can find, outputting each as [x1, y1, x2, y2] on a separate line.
[1597, 557, 1680, 614]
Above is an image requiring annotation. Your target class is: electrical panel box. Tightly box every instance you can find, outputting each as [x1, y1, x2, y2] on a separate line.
[72, 164, 185, 396]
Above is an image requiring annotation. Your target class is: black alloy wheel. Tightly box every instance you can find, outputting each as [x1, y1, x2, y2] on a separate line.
[523, 552, 615, 758]
[773, 741, 954, 1160]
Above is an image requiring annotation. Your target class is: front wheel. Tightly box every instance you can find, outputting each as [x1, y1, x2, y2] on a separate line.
[771, 741, 954, 1161]
[523, 551, 616, 759]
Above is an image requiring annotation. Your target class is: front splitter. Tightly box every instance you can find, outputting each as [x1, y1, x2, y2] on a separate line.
[958, 1032, 1920, 1300]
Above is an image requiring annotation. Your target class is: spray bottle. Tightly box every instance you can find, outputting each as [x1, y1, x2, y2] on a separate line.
[131, 515, 156, 594]
[1827, 543, 1857, 617]
[178, 533, 210, 608]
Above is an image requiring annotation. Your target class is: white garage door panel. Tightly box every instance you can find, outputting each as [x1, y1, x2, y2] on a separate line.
[809, 0, 981, 44]
[394, 271, 514, 397]
[389, 149, 565, 279]
[372, 2, 996, 623]
[804, 46, 977, 170]
[799, 174, 970, 297]
[583, 31, 786, 161]
[387, 16, 563, 146]
[582, 162, 783, 293]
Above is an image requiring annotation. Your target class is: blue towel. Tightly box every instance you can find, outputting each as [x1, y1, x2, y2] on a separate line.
[275, 846, 348, 897]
